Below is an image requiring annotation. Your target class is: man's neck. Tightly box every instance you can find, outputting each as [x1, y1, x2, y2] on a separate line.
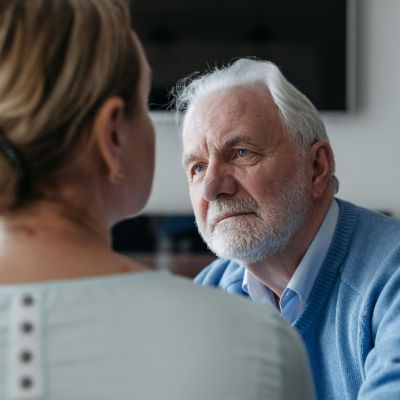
[244, 196, 333, 298]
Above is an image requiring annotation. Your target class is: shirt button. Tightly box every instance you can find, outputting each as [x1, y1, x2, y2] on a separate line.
[22, 295, 34, 307]
[20, 350, 33, 363]
[20, 376, 34, 390]
[21, 322, 34, 334]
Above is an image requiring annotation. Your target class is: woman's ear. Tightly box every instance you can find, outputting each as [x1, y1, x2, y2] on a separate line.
[92, 97, 126, 184]
[309, 141, 334, 199]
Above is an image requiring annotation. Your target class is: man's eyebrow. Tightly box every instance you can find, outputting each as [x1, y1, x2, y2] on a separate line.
[223, 134, 258, 147]
[182, 153, 199, 168]
[182, 134, 260, 166]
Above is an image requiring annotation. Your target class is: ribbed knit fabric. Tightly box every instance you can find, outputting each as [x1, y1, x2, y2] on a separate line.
[0, 272, 316, 400]
[195, 199, 400, 399]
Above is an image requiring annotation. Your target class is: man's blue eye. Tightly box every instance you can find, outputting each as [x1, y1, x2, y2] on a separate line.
[237, 149, 250, 157]
[193, 164, 206, 174]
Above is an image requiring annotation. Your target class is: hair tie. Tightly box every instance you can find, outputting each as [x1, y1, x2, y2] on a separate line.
[0, 133, 31, 204]
[0, 135, 25, 180]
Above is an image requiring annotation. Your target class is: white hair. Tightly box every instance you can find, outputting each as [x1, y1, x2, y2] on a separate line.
[173, 58, 338, 192]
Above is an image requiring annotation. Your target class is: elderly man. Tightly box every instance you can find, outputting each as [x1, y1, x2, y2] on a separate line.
[175, 59, 400, 399]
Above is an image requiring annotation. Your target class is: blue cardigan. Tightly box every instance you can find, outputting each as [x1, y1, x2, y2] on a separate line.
[195, 199, 400, 400]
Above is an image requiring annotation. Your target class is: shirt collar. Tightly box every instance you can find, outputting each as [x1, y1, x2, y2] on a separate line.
[243, 199, 339, 309]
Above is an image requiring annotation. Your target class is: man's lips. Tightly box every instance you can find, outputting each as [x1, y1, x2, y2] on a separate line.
[214, 211, 254, 224]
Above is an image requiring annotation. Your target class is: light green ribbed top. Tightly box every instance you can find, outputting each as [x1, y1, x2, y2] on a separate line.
[0, 271, 314, 400]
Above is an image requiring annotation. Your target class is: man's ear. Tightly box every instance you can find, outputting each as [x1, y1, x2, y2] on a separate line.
[92, 97, 126, 183]
[309, 141, 334, 199]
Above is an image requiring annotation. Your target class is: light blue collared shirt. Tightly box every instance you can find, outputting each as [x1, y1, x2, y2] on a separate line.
[242, 200, 339, 324]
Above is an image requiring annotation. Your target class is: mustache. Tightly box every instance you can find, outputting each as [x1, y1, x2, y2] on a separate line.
[207, 198, 258, 225]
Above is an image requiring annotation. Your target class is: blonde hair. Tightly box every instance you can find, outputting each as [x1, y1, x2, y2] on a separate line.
[0, 0, 139, 210]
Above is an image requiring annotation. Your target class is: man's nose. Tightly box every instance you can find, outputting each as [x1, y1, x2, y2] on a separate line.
[201, 162, 237, 201]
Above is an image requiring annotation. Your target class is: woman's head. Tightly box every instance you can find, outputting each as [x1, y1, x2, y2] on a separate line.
[0, 0, 154, 215]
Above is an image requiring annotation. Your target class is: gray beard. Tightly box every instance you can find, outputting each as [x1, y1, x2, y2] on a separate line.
[197, 180, 309, 264]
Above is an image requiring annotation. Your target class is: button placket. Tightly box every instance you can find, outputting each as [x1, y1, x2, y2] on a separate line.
[8, 292, 44, 399]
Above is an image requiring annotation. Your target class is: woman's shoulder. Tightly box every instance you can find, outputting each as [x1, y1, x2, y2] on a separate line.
[0, 269, 290, 336]
[0, 271, 313, 400]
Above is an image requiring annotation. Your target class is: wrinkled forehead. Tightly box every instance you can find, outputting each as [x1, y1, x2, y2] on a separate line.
[181, 85, 283, 141]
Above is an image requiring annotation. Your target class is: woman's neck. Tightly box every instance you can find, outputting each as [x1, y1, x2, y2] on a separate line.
[1, 197, 110, 248]
[0, 195, 126, 284]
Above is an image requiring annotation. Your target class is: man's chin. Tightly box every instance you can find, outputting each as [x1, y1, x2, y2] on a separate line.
[206, 236, 265, 264]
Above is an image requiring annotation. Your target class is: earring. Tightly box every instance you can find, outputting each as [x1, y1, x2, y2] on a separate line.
[110, 169, 124, 185]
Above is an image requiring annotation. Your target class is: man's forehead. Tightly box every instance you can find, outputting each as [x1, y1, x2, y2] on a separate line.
[185, 85, 264, 118]
[182, 107, 235, 138]
[182, 85, 281, 141]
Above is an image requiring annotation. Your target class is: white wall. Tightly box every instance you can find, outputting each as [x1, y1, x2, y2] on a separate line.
[144, 0, 400, 217]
